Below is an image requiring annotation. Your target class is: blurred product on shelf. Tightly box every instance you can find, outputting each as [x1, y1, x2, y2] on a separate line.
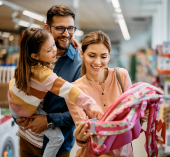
[156, 43, 170, 157]
[165, 130, 170, 154]
[158, 100, 170, 156]
[0, 63, 16, 104]
[136, 49, 152, 84]
[0, 63, 16, 84]
[159, 103, 170, 129]
[157, 56, 170, 70]
[0, 49, 7, 61]
[156, 42, 170, 74]
[0, 43, 18, 107]
[158, 144, 166, 155]
[164, 79, 170, 99]
[162, 42, 170, 55]
[155, 119, 166, 145]
[129, 47, 162, 99]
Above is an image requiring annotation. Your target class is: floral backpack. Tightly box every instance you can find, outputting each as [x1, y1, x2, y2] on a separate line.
[82, 68, 164, 157]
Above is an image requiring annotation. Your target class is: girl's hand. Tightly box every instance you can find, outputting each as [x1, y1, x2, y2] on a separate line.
[71, 38, 80, 50]
[24, 114, 48, 134]
[90, 104, 103, 120]
[16, 117, 30, 127]
[73, 122, 93, 143]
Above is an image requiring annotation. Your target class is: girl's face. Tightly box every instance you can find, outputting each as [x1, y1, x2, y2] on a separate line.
[32, 34, 57, 63]
[81, 43, 110, 78]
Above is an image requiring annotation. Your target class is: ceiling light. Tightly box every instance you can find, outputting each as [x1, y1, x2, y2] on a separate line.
[18, 20, 30, 27]
[117, 14, 124, 19]
[23, 10, 45, 22]
[0, 1, 3, 5]
[118, 18, 130, 40]
[115, 8, 121, 13]
[75, 30, 84, 36]
[111, 0, 120, 8]
[30, 24, 41, 28]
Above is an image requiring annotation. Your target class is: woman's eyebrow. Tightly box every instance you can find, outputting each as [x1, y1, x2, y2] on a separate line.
[89, 52, 108, 55]
[101, 53, 108, 55]
[89, 52, 95, 54]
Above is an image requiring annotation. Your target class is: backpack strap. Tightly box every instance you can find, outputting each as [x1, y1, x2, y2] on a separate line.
[143, 103, 158, 157]
[115, 67, 124, 93]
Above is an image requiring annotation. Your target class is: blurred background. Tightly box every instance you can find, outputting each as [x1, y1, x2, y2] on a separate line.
[0, 0, 170, 157]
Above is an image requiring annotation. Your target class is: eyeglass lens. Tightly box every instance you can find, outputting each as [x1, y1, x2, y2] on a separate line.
[57, 27, 76, 34]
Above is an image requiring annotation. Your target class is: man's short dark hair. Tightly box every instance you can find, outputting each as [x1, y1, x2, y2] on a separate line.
[46, 5, 75, 24]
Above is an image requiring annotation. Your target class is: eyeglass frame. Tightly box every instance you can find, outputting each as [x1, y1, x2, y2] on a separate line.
[48, 24, 77, 34]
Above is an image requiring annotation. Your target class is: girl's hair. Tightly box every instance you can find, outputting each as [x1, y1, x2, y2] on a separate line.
[81, 30, 111, 76]
[15, 28, 50, 95]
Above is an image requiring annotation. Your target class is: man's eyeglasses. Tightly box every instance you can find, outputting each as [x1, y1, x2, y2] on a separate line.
[48, 24, 77, 34]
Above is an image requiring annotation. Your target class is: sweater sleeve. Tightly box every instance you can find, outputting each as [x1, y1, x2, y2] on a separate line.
[31, 65, 97, 110]
[9, 66, 96, 117]
[8, 78, 43, 116]
[8, 90, 33, 117]
[50, 77, 96, 111]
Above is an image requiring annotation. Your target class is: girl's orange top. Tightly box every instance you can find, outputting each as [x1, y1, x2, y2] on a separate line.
[66, 68, 134, 157]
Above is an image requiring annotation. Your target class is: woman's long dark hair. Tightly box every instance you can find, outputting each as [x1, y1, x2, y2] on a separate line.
[15, 28, 50, 95]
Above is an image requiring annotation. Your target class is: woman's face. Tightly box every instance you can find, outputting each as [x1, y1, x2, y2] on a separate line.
[81, 43, 110, 77]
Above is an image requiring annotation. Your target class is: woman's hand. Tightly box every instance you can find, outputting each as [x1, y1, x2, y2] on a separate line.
[73, 122, 93, 143]
[71, 38, 81, 50]
[90, 104, 103, 120]
[140, 109, 149, 124]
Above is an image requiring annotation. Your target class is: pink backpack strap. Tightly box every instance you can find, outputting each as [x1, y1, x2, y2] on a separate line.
[143, 101, 159, 157]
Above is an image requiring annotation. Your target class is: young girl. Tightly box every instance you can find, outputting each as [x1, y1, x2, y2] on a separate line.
[8, 28, 103, 157]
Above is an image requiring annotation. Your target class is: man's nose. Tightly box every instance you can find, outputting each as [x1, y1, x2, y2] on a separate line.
[62, 28, 69, 37]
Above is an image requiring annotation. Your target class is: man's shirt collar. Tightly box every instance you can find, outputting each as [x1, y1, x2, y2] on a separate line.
[63, 44, 78, 60]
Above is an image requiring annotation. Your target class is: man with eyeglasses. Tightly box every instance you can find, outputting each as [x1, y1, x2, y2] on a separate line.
[16, 5, 82, 157]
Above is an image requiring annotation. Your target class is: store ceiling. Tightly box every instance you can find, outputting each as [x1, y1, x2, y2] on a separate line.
[0, 0, 161, 41]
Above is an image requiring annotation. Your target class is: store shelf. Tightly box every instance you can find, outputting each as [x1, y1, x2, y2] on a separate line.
[161, 54, 170, 58]
[157, 69, 170, 75]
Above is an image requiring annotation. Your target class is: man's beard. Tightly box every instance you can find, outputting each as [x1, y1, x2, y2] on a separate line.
[55, 38, 72, 50]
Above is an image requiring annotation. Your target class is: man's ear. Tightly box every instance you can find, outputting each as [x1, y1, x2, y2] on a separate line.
[31, 53, 39, 60]
[44, 24, 50, 32]
[80, 50, 84, 59]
